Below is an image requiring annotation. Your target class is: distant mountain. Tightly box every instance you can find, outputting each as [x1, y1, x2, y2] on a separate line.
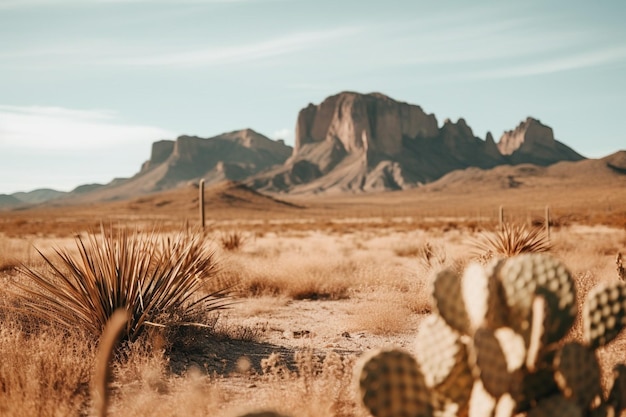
[56, 128, 293, 204]
[0, 194, 22, 208]
[11, 188, 66, 204]
[2, 91, 605, 207]
[248, 92, 584, 194]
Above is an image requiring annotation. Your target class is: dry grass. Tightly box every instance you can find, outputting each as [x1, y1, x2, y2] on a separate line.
[0, 310, 95, 416]
[349, 294, 414, 335]
[13, 226, 229, 341]
[1, 213, 625, 416]
[220, 230, 248, 251]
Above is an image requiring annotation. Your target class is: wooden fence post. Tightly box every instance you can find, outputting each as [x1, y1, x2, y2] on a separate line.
[199, 179, 205, 229]
[499, 205, 504, 230]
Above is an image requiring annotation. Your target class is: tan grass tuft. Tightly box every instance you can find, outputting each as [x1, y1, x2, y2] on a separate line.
[220, 230, 247, 251]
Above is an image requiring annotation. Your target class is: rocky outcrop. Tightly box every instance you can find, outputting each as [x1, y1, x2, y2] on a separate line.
[141, 140, 175, 172]
[497, 117, 583, 165]
[295, 92, 439, 156]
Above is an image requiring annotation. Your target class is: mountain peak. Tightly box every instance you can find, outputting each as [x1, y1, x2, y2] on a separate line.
[497, 117, 554, 155]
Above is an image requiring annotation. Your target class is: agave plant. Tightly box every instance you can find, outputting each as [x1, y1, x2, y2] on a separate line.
[15, 226, 230, 341]
[471, 222, 551, 261]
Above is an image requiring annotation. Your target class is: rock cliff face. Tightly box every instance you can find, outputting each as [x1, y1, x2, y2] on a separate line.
[295, 92, 439, 156]
[496, 117, 583, 164]
[249, 92, 585, 194]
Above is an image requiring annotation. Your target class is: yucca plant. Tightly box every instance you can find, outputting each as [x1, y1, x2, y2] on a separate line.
[15, 226, 230, 341]
[471, 222, 551, 261]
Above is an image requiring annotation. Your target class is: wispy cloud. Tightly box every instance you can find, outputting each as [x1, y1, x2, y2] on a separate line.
[466, 45, 626, 79]
[111, 27, 361, 68]
[0, 105, 175, 150]
[0, 27, 361, 69]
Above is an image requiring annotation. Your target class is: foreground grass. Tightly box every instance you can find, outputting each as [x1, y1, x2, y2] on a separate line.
[1, 223, 625, 415]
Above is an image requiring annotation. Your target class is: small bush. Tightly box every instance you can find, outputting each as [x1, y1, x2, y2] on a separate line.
[15, 226, 230, 341]
[471, 222, 551, 261]
[220, 231, 247, 251]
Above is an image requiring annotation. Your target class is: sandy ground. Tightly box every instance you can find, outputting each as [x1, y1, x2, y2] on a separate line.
[170, 295, 426, 376]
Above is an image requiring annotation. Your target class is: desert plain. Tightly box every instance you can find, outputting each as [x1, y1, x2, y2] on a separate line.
[1, 162, 626, 417]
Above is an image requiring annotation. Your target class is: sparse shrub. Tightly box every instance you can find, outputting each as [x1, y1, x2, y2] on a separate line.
[220, 230, 247, 251]
[617, 252, 625, 281]
[471, 222, 551, 261]
[14, 226, 230, 341]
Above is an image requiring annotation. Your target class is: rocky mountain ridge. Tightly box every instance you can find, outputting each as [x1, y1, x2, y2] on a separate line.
[249, 92, 584, 194]
[1, 91, 602, 207]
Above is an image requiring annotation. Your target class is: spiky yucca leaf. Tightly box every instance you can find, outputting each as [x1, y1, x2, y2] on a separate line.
[16, 226, 229, 341]
[472, 223, 551, 260]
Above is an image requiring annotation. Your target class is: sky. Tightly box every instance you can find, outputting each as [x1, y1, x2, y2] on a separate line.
[1, 0, 625, 194]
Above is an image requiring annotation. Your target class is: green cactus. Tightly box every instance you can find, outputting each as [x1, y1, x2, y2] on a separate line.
[473, 327, 512, 399]
[432, 269, 472, 335]
[353, 253, 626, 417]
[553, 342, 602, 409]
[584, 280, 626, 349]
[356, 348, 433, 417]
[496, 253, 577, 345]
[414, 314, 473, 411]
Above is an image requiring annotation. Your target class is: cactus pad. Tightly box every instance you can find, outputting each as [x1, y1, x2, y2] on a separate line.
[497, 254, 576, 344]
[356, 348, 433, 417]
[414, 315, 465, 390]
[473, 327, 511, 398]
[554, 342, 602, 409]
[433, 268, 472, 335]
[584, 280, 626, 349]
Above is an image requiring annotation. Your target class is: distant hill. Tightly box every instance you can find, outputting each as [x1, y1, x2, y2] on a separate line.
[420, 151, 626, 194]
[11, 188, 66, 204]
[0, 194, 22, 208]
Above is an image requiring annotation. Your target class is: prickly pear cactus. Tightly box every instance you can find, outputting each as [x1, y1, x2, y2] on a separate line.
[353, 253, 626, 417]
[356, 348, 433, 417]
[583, 280, 626, 349]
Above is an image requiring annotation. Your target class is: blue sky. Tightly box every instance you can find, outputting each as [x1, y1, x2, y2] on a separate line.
[1, 0, 625, 194]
